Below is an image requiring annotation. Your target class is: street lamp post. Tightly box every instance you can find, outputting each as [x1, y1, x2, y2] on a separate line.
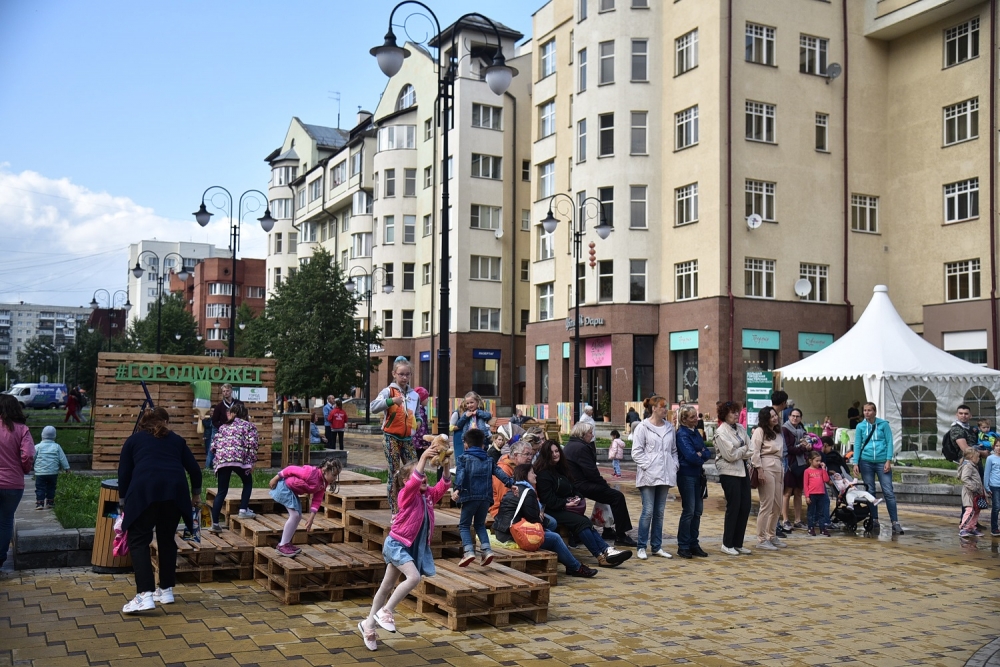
[130, 251, 187, 354]
[371, 2, 517, 434]
[89, 289, 132, 353]
[540, 194, 613, 423]
[193, 187, 275, 357]
[345, 267, 394, 425]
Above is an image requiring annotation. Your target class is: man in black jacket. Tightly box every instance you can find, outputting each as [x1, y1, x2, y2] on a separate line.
[563, 421, 637, 547]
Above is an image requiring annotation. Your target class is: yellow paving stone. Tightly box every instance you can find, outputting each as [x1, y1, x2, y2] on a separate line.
[249, 631, 301, 646]
[11, 645, 68, 660]
[19, 657, 92, 667]
[83, 645, 144, 662]
[103, 658, 166, 667]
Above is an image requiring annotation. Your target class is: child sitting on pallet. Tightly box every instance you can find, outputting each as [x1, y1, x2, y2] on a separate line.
[358, 437, 451, 651]
[451, 427, 513, 567]
[267, 458, 341, 558]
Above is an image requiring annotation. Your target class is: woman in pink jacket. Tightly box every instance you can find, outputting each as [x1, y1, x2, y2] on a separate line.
[0, 395, 34, 570]
[267, 459, 341, 557]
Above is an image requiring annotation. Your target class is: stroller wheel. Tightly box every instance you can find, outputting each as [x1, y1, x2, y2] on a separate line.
[846, 523, 857, 533]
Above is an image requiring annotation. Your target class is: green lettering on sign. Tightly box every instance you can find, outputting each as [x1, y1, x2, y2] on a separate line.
[114, 362, 267, 385]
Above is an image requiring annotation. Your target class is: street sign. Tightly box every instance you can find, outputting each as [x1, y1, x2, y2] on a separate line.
[745, 370, 773, 427]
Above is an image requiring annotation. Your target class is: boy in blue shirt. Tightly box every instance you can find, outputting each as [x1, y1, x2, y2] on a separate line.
[33, 425, 70, 509]
[451, 428, 512, 567]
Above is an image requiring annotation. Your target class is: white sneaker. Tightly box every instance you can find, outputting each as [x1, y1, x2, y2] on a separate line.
[637, 548, 648, 560]
[756, 540, 779, 551]
[152, 587, 174, 604]
[770, 537, 788, 549]
[122, 592, 155, 614]
[238, 509, 257, 519]
[736, 547, 753, 555]
[720, 545, 739, 556]
[652, 549, 673, 559]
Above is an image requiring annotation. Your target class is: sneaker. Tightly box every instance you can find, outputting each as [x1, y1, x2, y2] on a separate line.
[459, 552, 476, 567]
[736, 547, 753, 555]
[374, 607, 396, 633]
[770, 537, 788, 549]
[891, 521, 904, 535]
[615, 534, 638, 548]
[756, 540, 778, 551]
[276, 543, 301, 557]
[480, 551, 494, 567]
[597, 547, 632, 567]
[691, 546, 709, 558]
[782, 521, 793, 532]
[652, 549, 673, 559]
[972, 529, 985, 537]
[46, 500, 54, 509]
[873, 498, 884, 507]
[720, 546, 739, 556]
[636, 548, 648, 560]
[152, 587, 174, 604]
[821, 528, 832, 537]
[208, 523, 223, 534]
[959, 529, 973, 537]
[122, 592, 155, 614]
[676, 550, 693, 559]
[238, 509, 257, 519]
[775, 527, 789, 539]
[991, 531, 1000, 537]
[792, 522, 807, 530]
[568, 563, 598, 578]
[358, 621, 378, 651]
[35, 503, 44, 511]
[870, 521, 881, 535]
[808, 527, 817, 536]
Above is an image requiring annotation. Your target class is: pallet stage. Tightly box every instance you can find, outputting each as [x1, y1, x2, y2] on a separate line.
[490, 547, 559, 586]
[150, 530, 254, 582]
[322, 485, 390, 523]
[337, 470, 381, 485]
[345, 509, 463, 557]
[228, 513, 344, 547]
[254, 543, 386, 605]
[402, 560, 549, 631]
[205, 487, 310, 520]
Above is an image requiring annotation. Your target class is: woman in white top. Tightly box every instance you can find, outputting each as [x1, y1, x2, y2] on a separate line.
[714, 401, 753, 555]
[750, 406, 787, 551]
[629, 395, 679, 560]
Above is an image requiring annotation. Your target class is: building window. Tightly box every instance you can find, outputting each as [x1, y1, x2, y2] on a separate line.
[470, 204, 502, 230]
[471, 103, 502, 129]
[246, 286, 265, 299]
[539, 160, 555, 199]
[421, 311, 430, 334]
[799, 263, 828, 302]
[946, 259, 981, 301]
[675, 183, 698, 226]
[579, 0, 588, 20]
[577, 119, 587, 162]
[470, 307, 501, 331]
[384, 169, 396, 197]
[422, 263, 431, 285]
[745, 180, 775, 222]
[746, 23, 775, 66]
[309, 179, 322, 202]
[401, 263, 414, 291]
[599, 40, 615, 84]
[331, 161, 347, 188]
[470, 255, 502, 281]
[208, 282, 236, 296]
[540, 39, 557, 78]
[578, 48, 587, 92]
[424, 118, 432, 140]
[629, 259, 646, 302]
[384, 215, 395, 244]
[945, 18, 979, 67]
[401, 310, 413, 338]
[945, 178, 979, 223]
[352, 232, 373, 258]
[353, 192, 372, 217]
[403, 215, 416, 243]
[396, 84, 416, 110]
[815, 113, 829, 151]
[538, 283, 554, 321]
[423, 214, 431, 237]
[383, 263, 395, 289]
[600, 0, 614, 9]
[630, 186, 647, 229]
[944, 98, 979, 145]
[383, 310, 393, 337]
[522, 209, 531, 231]
[471, 154, 502, 179]
[340, 250, 347, 271]
[269, 198, 292, 219]
[296, 188, 306, 209]
[799, 35, 828, 75]
[631, 39, 648, 81]
[675, 260, 698, 300]
[851, 194, 879, 232]
[423, 166, 432, 189]
[676, 29, 698, 75]
[272, 267, 282, 287]
[539, 100, 556, 139]
[272, 165, 298, 186]
[675, 105, 699, 149]
[403, 169, 416, 197]
[377, 125, 416, 150]
[631, 111, 647, 154]
[520, 259, 530, 282]
[520, 309, 529, 333]
[744, 258, 775, 299]
[745, 101, 775, 143]
[599, 113, 614, 156]
[598, 186, 614, 227]
[205, 303, 232, 319]
[522, 160, 531, 181]
[350, 151, 362, 176]
[597, 260, 613, 302]
[538, 226, 555, 260]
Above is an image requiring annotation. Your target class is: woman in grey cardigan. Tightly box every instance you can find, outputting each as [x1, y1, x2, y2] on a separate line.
[714, 401, 753, 556]
[630, 395, 679, 561]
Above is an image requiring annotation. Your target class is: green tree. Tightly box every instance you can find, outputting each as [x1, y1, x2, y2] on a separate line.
[16, 336, 59, 382]
[125, 293, 204, 356]
[233, 303, 258, 358]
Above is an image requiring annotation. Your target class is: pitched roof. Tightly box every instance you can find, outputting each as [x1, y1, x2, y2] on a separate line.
[299, 120, 350, 150]
[430, 15, 523, 48]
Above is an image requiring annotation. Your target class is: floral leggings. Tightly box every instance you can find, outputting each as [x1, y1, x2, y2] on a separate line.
[383, 433, 417, 513]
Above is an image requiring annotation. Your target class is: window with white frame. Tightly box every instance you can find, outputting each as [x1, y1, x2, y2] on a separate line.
[423, 214, 431, 237]
[206, 327, 229, 341]
[403, 215, 415, 243]
[577, 119, 587, 162]
[296, 188, 306, 209]
[945, 178, 979, 223]
[396, 84, 416, 110]
[421, 311, 430, 334]
[599, 113, 614, 156]
[350, 151, 362, 176]
[287, 232, 297, 254]
[471, 255, 502, 281]
[629, 259, 646, 302]
[208, 282, 236, 296]
[946, 259, 981, 301]
[423, 166, 432, 189]
[424, 118, 432, 140]
[538, 226, 555, 260]
[799, 263, 828, 302]
[422, 263, 431, 285]
[331, 161, 347, 187]
[630, 185, 647, 229]
[384, 215, 395, 244]
[632, 0, 648, 6]
[383, 310, 393, 338]
[274, 233, 283, 254]
[631, 111, 647, 154]
[578, 48, 587, 92]
[471, 204, 502, 230]
[384, 263, 394, 289]
[470, 307, 501, 331]
[540, 39, 557, 78]
[404, 169, 416, 196]
[799, 35, 828, 75]
[471, 154, 502, 179]
[745, 180, 775, 221]
[309, 178, 322, 202]
[944, 98, 979, 145]
[539, 160, 555, 199]
[352, 191, 372, 215]
[273, 267, 282, 287]
[579, 0, 588, 20]
[522, 209, 530, 231]
[538, 283, 554, 320]
[815, 113, 829, 151]
[945, 18, 979, 67]
[403, 263, 415, 291]
[352, 232, 372, 258]
[851, 194, 878, 232]
[598, 186, 614, 227]
[599, 0, 614, 10]
[206, 303, 232, 319]
[472, 103, 502, 129]
[599, 41, 615, 84]
[675, 260, 698, 300]
[539, 100, 556, 138]
[270, 198, 292, 219]
[631, 39, 648, 81]
[595, 260, 612, 302]
[745, 258, 775, 298]
[675, 183, 698, 226]
[675, 105, 699, 149]
[746, 23, 775, 66]
[340, 250, 347, 271]
[384, 169, 395, 197]
[377, 125, 416, 151]
[676, 29, 698, 75]
[246, 286, 265, 299]
[745, 101, 775, 143]
[342, 214, 350, 233]
[520, 259, 530, 281]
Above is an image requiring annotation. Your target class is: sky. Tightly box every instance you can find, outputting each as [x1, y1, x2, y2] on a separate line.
[0, 0, 544, 308]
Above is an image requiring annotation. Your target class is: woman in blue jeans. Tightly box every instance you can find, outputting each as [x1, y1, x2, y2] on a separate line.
[0, 395, 35, 570]
[629, 395, 678, 560]
[852, 402, 903, 535]
[675, 406, 712, 558]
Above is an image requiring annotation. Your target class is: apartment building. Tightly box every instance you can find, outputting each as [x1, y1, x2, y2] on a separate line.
[264, 16, 533, 406]
[525, 0, 994, 416]
[0, 302, 91, 370]
[127, 240, 231, 321]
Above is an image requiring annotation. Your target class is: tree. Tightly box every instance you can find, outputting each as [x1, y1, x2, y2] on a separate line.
[16, 336, 59, 382]
[233, 303, 258, 358]
[125, 293, 204, 356]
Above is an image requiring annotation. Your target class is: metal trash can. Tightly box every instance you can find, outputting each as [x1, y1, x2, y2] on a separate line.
[91, 479, 131, 573]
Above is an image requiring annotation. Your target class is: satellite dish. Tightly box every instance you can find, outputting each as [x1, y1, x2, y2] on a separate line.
[494, 227, 504, 239]
[794, 278, 813, 297]
[826, 63, 842, 83]
[746, 213, 763, 230]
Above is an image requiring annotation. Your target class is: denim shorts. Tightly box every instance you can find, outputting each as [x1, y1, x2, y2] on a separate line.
[269, 480, 301, 513]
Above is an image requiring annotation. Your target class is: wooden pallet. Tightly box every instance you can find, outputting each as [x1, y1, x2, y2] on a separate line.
[344, 509, 463, 557]
[205, 487, 310, 519]
[253, 542, 386, 605]
[337, 470, 382, 485]
[490, 547, 559, 586]
[402, 560, 549, 631]
[228, 512, 344, 547]
[150, 530, 254, 582]
[322, 485, 390, 523]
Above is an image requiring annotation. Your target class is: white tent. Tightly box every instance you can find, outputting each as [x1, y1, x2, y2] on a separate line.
[776, 285, 1000, 456]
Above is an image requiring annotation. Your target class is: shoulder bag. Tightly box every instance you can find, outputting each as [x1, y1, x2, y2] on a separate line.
[509, 489, 545, 551]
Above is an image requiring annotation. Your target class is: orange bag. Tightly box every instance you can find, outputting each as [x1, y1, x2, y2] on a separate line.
[509, 491, 545, 551]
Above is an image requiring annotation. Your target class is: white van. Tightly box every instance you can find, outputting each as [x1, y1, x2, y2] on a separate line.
[5, 383, 68, 409]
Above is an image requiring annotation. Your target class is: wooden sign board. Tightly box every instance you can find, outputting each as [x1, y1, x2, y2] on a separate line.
[92, 352, 277, 471]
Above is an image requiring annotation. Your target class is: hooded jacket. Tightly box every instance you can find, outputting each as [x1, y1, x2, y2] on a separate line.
[630, 419, 679, 487]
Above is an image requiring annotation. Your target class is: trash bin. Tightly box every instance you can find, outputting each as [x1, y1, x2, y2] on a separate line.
[91, 479, 131, 573]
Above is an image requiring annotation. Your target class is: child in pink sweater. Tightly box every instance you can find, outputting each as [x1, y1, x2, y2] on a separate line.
[358, 442, 450, 651]
[267, 458, 341, 557]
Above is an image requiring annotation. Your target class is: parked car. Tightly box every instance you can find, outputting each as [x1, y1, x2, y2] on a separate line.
[5, 383, 68, 409]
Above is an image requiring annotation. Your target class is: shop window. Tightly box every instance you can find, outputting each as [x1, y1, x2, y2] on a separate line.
[538, 360, 550, 403]
[742, 349, 776, 375]
[633, 335, 655, 401]
[901, 385, 938, 452]
[674, 349, 698, 403]
[419, 359, 431, 391]
[473, 358, 499, 397]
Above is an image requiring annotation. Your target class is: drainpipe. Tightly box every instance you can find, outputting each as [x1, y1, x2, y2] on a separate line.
[842, 0, 853, 332]
[990, 0, 998, 368]
[506, 90, 517, 410]
[726, 0, 735, 400]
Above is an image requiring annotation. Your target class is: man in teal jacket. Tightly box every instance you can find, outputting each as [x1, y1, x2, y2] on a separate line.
[852, 402, 903, 535]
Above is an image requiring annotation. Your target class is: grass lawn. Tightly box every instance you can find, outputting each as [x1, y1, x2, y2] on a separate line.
[28, 426, 92, 455]
[897, 458, 959, 470]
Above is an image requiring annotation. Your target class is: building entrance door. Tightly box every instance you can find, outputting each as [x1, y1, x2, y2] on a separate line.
[585, 367, 611, 420]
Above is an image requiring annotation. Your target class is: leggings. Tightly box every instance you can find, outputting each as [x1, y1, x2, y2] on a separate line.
[212, 466, 253, 524]
[383, 433, 417, 513]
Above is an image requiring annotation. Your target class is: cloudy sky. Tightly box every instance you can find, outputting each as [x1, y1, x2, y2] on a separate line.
[0, 0, 541, 308]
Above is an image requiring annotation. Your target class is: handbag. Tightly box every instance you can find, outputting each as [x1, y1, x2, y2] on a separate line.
[565, 496, 587, 515]
[112, 513, 129, 557]
[748, 465, 761, 489]
[509, 490, 545, 551]
[975, 494, 989, 510]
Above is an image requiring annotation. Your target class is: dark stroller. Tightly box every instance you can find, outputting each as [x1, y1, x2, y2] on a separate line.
[831, 489, 874, 534]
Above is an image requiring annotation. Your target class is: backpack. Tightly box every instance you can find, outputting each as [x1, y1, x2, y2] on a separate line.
[941, 430, 962, 463]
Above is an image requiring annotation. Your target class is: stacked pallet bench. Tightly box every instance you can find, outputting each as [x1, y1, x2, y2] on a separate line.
[205, 487, 308, 520]
[322, 485, 390, 524]
[401, 559, 549, 631]
[489, 547, 559, 586]
[254, 543, 386, 604]
[229, 513, 345, 547]
[337, 470, 382, 486]
[150, 530, 254, 582]
[345, 509, 464, 557]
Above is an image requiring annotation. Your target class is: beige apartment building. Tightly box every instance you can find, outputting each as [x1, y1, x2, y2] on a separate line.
[264, 17, 533, 407]
[525, 0, 994, 417]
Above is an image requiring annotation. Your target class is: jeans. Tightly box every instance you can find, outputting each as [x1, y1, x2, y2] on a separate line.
[543, 514, 558, 531]
[330, 430, 344, 450]
[577, 525, 609, 558]
[991, 488, 1000, 534]
[126, 500, 182, 594]
[212, 466, 253, 524]
[542, 530, 581, 571]
[676, 474, 704, 551]
[34, 475, 58, 504]
[719, 474, 752, 549]
[857, 460, 898, 523]
[203, 421, 215, 469]
[807, 493, 830, 529]
[637, 485, 670, 552]
[458, 499, 492, 554]
[0, 488, 24, 568]
[612, 459, 621, 476]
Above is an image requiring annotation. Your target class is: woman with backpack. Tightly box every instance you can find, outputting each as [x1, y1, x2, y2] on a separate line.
[371, 357, 419, 513]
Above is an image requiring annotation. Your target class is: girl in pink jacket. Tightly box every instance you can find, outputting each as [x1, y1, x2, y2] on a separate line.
[358, 442, 451, 651]
[267, 459, 340, 557]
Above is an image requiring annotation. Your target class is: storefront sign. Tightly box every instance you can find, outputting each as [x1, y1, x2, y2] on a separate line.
[745, 370, 773, 427]
[742, 329, 780, 351]
[669, 330, 699, 351]
[566, 316, 606, 330]
[114, 362, 265, 385]
[798, 332, 833, 352]
[535, 345, 550, 361]
[584, 336, 612, 367]
[473, 349, 501, 359]
[238, 387, 269, 403]
[419, 351, 431, 361]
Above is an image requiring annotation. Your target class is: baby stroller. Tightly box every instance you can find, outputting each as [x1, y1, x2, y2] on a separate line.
[831, 489, 874, 534]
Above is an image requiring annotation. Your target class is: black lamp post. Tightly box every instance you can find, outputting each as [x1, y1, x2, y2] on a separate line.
[193, 187, 275, 357]
[371, 2, 517, 434]
[89, 289, 131, 353]
[131, 252, 187, 354]
[345, 266, 394, 424]
[540, 194, 612, 423]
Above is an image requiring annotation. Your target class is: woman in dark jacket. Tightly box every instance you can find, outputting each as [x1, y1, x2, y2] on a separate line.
[781, 408, 811, 531]
[533, 440, 631, 567]
[118, 407, 201, 614]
